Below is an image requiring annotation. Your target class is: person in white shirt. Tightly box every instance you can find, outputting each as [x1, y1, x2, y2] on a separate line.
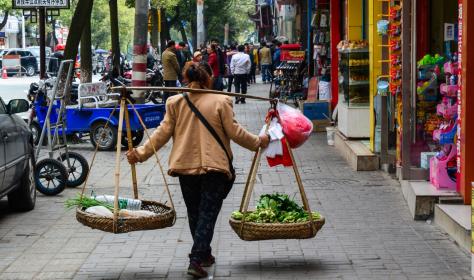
[230, 45, 251, 104]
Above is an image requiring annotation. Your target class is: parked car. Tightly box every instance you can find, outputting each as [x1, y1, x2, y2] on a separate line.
[26, 46, 52, 74]
[0, 97, 36, 211]
[0, 48, 38, 76]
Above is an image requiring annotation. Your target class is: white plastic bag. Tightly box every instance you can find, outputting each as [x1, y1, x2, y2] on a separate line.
[260, 118, 284, 158]
[85, 206, 113, 218]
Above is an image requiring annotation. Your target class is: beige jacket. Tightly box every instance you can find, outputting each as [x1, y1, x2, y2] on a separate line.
[135, 89, 261, 178]
[162, 48, 181, 81]
[259, 47, 272, 65]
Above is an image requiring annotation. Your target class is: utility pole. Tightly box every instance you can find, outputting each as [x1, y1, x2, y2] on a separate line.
[196, 0, 204, 48]
[21, 15, 25, 49]
[39, 8, 46, 79]
[132, 0, 149, 103]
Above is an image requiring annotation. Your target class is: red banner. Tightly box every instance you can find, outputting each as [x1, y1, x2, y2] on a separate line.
[281, 50, 305, 62]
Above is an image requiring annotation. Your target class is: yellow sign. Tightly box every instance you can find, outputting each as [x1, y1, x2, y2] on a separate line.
[147, 9, 161, 33]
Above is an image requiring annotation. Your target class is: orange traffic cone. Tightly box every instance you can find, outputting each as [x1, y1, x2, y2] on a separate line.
[1, 68, 7, 79]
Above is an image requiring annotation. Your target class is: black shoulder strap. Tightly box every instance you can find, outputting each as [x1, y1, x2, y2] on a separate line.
[182, 93, 233, 165]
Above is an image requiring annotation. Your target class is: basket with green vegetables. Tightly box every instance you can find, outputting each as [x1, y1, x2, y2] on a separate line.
[231, 193, 322, 223]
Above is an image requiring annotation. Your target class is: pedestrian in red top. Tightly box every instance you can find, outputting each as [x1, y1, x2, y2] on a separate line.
[207, 44, 223, 90]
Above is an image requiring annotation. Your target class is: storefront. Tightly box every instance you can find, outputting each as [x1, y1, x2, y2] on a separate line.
[391, 0, 474, 206]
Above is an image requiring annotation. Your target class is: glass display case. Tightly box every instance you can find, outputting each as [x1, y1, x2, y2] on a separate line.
[338, 48, 370, 107]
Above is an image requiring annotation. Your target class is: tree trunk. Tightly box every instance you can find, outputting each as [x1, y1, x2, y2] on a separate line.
[191, 20, 197, 51]
[80, 12, 92, 83]
[0, 11, 8, 31]
[51, 19, 58, 49]
[109, 0, 121, 78]
[179, 23, 188, 44]
[159, 8, 171, 54]
[62, 0, 93, 98]
[150, 8, 159, 50]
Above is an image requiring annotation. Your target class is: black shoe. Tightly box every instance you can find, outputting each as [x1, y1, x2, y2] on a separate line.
[201, 255, 215, 267]
[187, 261, 208, 279]
[241, 100, 246, 104]
[235, 99, 240, 104]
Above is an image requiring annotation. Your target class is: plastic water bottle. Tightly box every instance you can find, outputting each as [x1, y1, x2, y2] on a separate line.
[94, 195, 142, 210]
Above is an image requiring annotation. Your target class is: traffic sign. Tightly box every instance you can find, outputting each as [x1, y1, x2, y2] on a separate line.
[12, 0, 70, 9]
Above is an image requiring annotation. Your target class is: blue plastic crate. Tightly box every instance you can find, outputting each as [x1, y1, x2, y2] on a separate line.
[303, 101, 331, 120]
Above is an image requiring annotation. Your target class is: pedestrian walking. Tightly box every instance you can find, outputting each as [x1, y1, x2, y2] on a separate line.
[162, 40, 181, 103]
[126, 64, 270, 278]
[249, 44, 258, 84]
[273, 41, 282, 70]
[226, 45, 238, 92]
[207, 44, 223, 90]
[230, 45, 251, 104]
[259, 42, 272, 83]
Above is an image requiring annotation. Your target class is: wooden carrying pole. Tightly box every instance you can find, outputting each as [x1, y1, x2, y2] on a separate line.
[124, 102, 139, 199]
[113, 98, 126, 232]
[110, 86, 274, 102]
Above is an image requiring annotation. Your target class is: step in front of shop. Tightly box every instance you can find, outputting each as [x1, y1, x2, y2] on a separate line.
[334, 131, 379, 171]
[434, 204, 471, 253]
[400, 180, 460, 220]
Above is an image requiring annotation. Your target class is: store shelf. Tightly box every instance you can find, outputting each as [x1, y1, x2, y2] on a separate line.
[349, 80, 370, 86]
[338, 48, 369, 54]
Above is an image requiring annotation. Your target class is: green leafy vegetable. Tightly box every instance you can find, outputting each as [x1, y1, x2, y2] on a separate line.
[65, 194, 114, 210]
[231, 193, 321, 223]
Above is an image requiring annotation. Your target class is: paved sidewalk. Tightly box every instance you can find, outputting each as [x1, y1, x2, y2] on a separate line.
[0, 82, 471, 279]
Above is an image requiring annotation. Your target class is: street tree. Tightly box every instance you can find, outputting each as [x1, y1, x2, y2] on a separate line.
[80, 1, 93, 83]
[0, 0, 12, 31]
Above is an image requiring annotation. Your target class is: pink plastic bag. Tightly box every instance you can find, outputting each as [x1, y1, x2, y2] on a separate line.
[277, 103, 313, 148]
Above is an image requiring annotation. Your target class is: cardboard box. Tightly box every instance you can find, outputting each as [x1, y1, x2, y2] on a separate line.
[312, 119, 332, 132]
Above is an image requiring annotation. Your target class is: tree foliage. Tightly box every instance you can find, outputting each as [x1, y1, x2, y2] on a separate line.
[127, 0, 255, 45]
[58, 0, 134, 52]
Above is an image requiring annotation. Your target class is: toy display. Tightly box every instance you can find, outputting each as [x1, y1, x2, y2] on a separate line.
[430, 60, 459, 190]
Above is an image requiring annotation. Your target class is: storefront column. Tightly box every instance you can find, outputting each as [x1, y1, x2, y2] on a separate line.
[330, 0, 341, 109]
[401, 0, 412, 180]
[347, 0, 363, 40]
[461, 0, 474, 205]
[368, 0, 382, 152]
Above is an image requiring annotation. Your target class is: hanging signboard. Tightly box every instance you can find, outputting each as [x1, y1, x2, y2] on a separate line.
[12, 0, 70, 9]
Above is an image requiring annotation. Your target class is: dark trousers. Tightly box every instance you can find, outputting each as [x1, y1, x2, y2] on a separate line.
[163, 80, 177, 103]
[179, 173, 232, 263]
[250, 65, 257, 83]
[213, 75, 224, 91]
[227, 75, 234, 92]
[234, 74, 248, 102]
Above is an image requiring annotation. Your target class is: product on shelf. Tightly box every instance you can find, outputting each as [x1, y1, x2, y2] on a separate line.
[336, 40, 368, 51]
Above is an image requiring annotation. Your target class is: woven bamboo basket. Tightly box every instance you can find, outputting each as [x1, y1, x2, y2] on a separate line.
[230, 115, 325, 241]
[229, 216, 325, 241]
[75, 96, 176, 234]
[76, 200, 175, 234]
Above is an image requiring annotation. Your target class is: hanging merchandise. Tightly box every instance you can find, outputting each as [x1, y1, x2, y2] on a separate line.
[311, 3, 331, 82]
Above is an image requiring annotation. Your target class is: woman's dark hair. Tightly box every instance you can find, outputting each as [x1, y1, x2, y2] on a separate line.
[210, 43, 217, 52]
[183, 63, 212, 89]
[198, 61, 213, 77]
